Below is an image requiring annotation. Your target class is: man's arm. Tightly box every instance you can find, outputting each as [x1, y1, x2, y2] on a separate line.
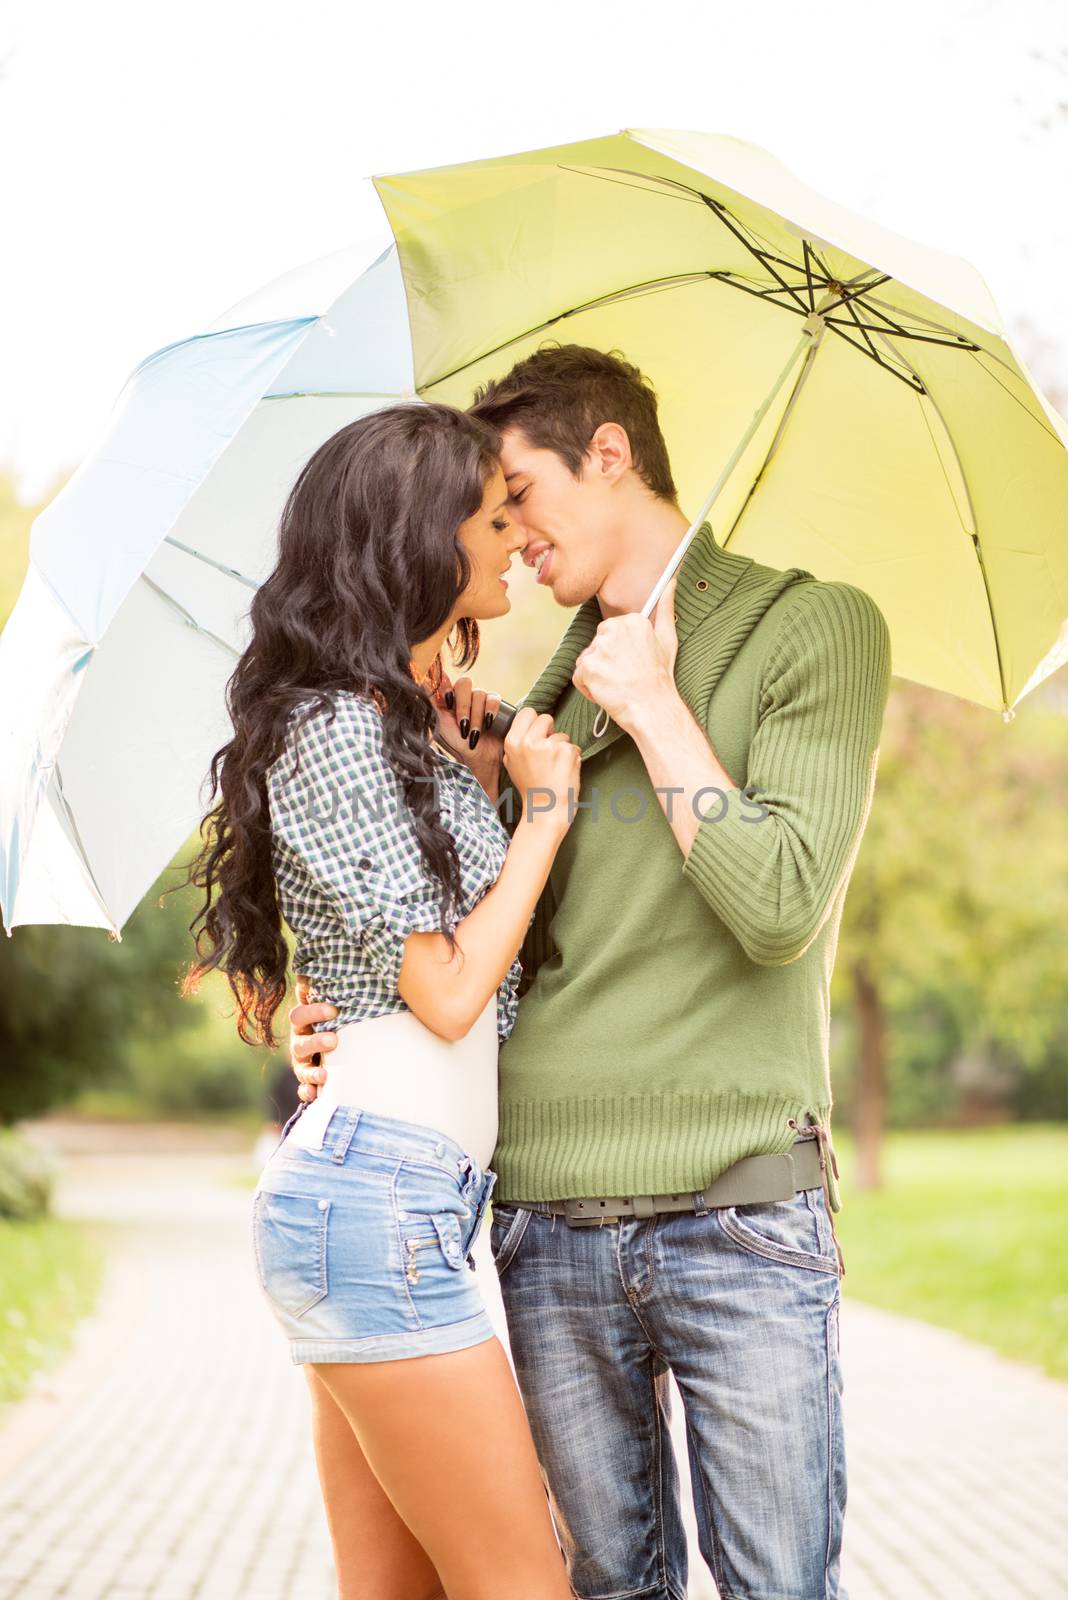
[627, 581, 892, 965]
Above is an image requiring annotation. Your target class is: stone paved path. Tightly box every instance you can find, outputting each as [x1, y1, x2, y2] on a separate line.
[1, 1121, 1065, 1599]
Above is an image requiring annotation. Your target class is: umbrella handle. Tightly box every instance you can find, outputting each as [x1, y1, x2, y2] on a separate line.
[487, 697, 613, 739]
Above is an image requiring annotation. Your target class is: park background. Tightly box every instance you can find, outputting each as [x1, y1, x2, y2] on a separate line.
[0, 2, 1065, 1597]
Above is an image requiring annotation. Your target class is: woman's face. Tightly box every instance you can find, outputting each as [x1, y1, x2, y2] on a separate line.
[453, 462, 527, 619]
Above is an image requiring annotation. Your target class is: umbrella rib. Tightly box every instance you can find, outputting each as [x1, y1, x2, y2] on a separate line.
[424, 271, 723, 390]
[802, 241, 818, 311]
[876, 331, 1012, 713]
[878, 312, 1065, 444]
[163, 535, 259, 591]
[832, 292, 979, 352]
[599, 165, 816, 266]
[701, 194, 812, 316]
[823, 322, 926, 391]
[51, 762, 121, 938]
[913, 386, 976, 542]
[839, 294, 883, 364]
[824, 319, 975, 348]
[556, 165, 706, 206]
[139, 573, 240, 658]
[964, 352, 1065, 449]
[263, 389, 408, 402]
[718, 327, 828, 551]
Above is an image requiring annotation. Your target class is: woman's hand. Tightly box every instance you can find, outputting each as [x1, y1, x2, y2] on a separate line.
[431, 671, 505, 796]
[503, 707, 582, 839]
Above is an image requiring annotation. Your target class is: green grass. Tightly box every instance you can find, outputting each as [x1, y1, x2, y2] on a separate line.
[831, 1123, 1068, 1380]
[0, 1218, 105, 1409]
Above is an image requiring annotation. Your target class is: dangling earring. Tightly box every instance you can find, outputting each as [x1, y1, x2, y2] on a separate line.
[409, 653, 445, 696]
[448, 619, 479, 664]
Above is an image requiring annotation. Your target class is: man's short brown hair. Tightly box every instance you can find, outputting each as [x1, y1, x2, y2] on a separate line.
[467, 343, 678, 504]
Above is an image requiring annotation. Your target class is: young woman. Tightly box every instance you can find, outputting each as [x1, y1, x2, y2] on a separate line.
[180, 402, 581, 1600]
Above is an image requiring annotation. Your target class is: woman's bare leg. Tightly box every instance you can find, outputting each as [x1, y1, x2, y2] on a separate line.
[305, 1367, 445, 1600]
[313, 1335, 575, 1600]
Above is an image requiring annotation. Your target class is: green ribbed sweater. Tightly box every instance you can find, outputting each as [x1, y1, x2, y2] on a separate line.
[491, 521, 892, 1206]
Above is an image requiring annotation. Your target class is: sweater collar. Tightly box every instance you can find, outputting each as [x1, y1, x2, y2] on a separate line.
[518, 520, 753, 719]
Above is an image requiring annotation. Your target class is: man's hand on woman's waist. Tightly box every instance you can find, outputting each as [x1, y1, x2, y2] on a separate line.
[289, 973, 338, 1103]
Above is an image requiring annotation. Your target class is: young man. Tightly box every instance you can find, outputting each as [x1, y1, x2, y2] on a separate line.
[288, 345, 892, 1599]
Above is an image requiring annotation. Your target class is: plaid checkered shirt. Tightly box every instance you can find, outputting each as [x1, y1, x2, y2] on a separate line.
[267, 690, 526, 1044]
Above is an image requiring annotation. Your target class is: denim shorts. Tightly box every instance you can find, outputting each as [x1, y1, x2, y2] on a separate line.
[252, 1104, 498, 1363]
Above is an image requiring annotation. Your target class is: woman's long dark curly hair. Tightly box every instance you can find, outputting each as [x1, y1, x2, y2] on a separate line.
[171, 401, 503, 1049]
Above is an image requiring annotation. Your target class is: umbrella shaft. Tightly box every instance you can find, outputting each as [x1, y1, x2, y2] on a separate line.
[639, 324, 819, 620]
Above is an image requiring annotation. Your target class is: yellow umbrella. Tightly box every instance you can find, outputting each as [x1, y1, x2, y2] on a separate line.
[372, 128, 1068, 722]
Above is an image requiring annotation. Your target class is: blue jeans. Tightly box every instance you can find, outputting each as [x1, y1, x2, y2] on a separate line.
[489, 1178, 846, 1600]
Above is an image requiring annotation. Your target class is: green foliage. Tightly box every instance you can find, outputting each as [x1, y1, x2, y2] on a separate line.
[0, 856, 203, 1123]
[833, 1124, 1068, 1380]
[0, 842, 276, 1124]
[834, 676, 1068, 1120]
[0, 1128, 55, 1219]
[0, 1216, 104, 1408]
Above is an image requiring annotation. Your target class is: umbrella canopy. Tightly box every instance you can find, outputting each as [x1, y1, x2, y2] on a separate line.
[4, 127, 1066, 937]
[373, 127, 1068, 719]
[0, 235, 406, 934]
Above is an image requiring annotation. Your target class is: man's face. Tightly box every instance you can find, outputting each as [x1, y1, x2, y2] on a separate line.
[499, 426, 617, 609]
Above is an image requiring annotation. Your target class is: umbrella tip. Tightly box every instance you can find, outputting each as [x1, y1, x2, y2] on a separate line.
[1002, 706, 1016, 724]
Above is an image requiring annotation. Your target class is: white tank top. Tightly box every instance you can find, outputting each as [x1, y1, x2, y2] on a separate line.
[284, 992, 499, 1170]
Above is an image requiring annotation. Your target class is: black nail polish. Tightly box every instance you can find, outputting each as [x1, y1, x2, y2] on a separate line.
[484, 709, 494, 730]
[444, 690, 454, 709]
[459, 717, 469, 738]
[469, 729, 480, 750]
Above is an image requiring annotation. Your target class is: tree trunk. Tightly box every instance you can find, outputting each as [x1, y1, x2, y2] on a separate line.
[852, 957, 887, 1191]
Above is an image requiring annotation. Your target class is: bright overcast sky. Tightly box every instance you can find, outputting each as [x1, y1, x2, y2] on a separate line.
[1, 0, 1064, 501]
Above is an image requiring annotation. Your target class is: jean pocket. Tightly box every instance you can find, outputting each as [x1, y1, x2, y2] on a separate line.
[394, 1161, 471, 1276]
[400, 1211, 467, 1280]
[488, 1204, 532, 1278]
[252, 1190, 331, 1317]
[718, 1188, 839, 1274]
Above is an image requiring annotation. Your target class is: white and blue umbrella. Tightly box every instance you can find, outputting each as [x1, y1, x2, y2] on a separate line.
[0, 233, 408, 935]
